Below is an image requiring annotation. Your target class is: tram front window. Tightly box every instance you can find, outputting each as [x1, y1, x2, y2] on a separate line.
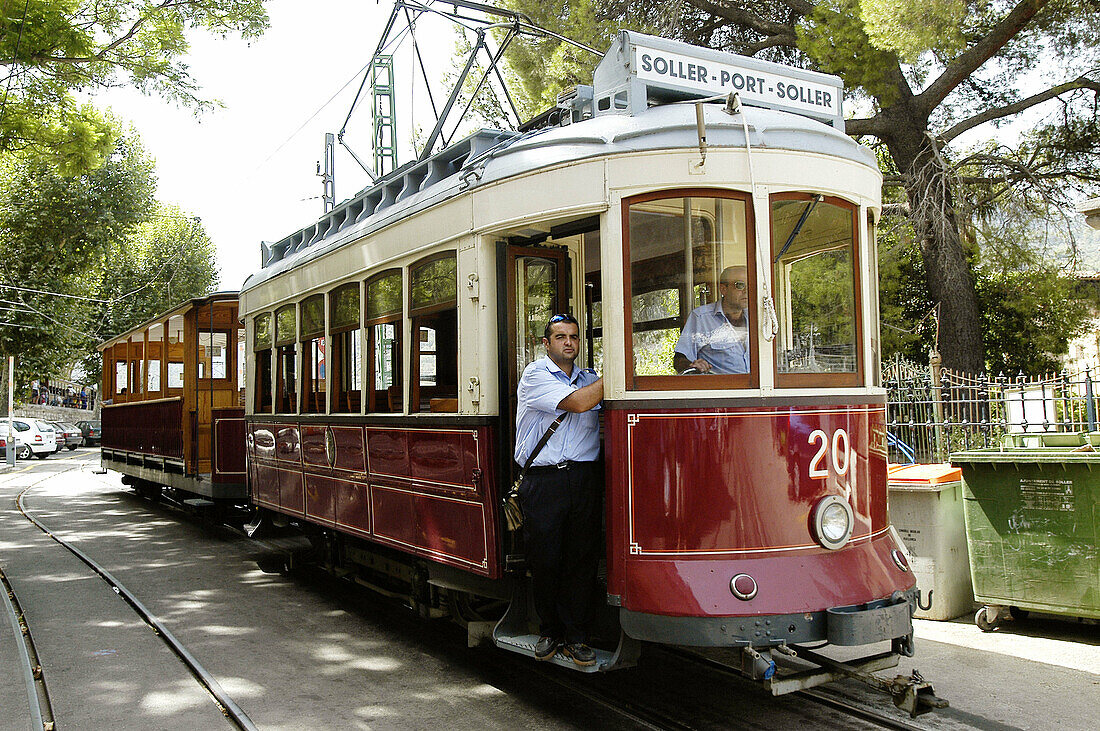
[771, 194, 861, 385]
[624, 191, 754, 388]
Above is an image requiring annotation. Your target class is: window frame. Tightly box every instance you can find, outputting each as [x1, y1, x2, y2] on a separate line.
[329, 282, 362, 414]
[621, 188, 758, 391]
[408, 252, 458, 413]
[274, 304, 298, 414]
[253, 313, 274, 414]
[770, 191, 863, 389]
[299, 294, 326, 413]
[365, 269, 403, 413]
[197, 329, 232, 381]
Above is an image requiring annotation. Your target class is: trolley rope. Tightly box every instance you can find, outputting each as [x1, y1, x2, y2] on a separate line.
[13, 461, 258, 731]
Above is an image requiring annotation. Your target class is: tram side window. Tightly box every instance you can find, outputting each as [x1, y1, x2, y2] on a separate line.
[366, 270, 402, 412]
[254, 313, 273, 413]
[274, 304, 297, 413]
[409, 253, 458, 413]
[624, 192, 754, 388]
[329, 283, 361, 413]
[771, 194, 861, 386]
[300, 294, 326, 413]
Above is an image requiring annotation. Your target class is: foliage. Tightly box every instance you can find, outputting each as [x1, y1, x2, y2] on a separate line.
[0, 0, 269, 174]
[975, 265, 1093, 375]
[0, 136, 156, 382]
[0, 135, 218, 389]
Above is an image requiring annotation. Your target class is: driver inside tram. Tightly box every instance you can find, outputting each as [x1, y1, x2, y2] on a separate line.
[673, 265, 750, 374]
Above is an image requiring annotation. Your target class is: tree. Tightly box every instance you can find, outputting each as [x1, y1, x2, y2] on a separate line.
[0, 135, 218, 388]
[0, 0, 269, 174]
[78, 206, 219, 383]
[0, 134, 156, 382]
[501, 0, 1100, 372]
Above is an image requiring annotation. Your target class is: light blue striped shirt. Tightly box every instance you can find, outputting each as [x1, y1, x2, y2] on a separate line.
[514, 357, 601, 467]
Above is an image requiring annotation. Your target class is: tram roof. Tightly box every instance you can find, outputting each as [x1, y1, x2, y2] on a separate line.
[242, 102, 876, 294]
[242, 31, 874, 295]
[97, 291, 240, 350]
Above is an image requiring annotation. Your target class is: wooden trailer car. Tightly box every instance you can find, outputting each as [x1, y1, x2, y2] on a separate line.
[98, 293, 247, 501]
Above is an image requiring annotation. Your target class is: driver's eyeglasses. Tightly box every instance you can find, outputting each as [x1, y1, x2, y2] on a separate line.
[721, 280, 747, 290]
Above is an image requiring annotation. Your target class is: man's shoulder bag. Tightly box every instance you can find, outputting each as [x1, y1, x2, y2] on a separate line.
[502, 413, 567, 531]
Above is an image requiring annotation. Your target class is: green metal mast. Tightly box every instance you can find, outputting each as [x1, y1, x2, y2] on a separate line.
[371, 55, 397, 177]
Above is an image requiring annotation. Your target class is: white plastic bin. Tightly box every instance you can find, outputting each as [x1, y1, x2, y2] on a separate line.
[888, 464, 974, 620]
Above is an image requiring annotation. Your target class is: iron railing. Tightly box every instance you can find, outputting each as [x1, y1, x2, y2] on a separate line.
[884, 354, 1099, 464]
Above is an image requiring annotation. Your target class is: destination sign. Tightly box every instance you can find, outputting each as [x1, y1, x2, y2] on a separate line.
[632, 42, 842, 119]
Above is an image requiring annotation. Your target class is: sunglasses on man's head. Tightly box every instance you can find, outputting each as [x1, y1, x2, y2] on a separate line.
[548, 313, 578, 325]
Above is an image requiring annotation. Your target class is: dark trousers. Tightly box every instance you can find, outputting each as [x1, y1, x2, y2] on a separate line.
[519, 461, 601, 644]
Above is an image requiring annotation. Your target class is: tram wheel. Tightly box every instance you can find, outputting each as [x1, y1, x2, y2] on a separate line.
[975, 606, 999, 632]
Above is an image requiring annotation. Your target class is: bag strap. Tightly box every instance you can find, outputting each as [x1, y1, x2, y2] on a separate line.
[517, 413, 568, 482]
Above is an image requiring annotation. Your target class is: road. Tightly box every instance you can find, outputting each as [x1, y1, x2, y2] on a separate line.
[1, 452, 1097, 730]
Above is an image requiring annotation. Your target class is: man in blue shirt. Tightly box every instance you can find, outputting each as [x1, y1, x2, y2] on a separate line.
[514, 313, 603, 667]
[673, 265, 750, 374]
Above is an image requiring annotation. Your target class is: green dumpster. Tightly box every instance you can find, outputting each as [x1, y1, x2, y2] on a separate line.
[952, 432, 1100, 631]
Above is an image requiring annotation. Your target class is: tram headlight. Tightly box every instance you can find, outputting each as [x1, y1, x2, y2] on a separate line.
[812, 495, 854, 550]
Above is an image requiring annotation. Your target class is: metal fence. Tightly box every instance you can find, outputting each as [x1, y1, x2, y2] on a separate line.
[884, 354, 1100, 464]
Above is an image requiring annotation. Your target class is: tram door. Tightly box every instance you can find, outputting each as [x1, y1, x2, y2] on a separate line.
[501, 244, 570, 476]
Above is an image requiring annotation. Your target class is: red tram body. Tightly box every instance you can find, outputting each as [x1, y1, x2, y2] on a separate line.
[101, 31, 925, 699]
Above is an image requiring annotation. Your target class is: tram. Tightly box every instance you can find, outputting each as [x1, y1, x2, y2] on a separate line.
[98, 293, 247, 504]
[100, 30, 930, 709]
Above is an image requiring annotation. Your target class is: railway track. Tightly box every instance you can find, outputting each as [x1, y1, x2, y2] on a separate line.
[661, 646, 932, 731]
[3, 459, 257, 731]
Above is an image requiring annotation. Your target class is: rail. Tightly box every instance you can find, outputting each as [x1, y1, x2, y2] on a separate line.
[101, 396, 184, 459]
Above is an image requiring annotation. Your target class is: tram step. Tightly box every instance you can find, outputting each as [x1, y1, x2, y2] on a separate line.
[493, 632, 617, 673]
[183, 498, 216, 508]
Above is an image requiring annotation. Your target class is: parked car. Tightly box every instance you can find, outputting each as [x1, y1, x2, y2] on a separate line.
[35, 420, 61, 454]
[0, 419, 55, 459]
[76, 420, 101, 447]
[0, 422, 31, 460]
[51, 421, 83, 450]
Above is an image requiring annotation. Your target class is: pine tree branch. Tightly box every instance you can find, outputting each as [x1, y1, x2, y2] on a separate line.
[918, 0, 1049, 115]
[685, 0, 798, 38]
[938, 75, 1100, 142]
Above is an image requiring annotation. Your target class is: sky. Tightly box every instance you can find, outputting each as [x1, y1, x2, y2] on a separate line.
[96, 0, 460, 291]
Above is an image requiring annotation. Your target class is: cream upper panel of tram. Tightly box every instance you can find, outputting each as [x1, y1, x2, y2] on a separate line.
[242, 102, 877, 299]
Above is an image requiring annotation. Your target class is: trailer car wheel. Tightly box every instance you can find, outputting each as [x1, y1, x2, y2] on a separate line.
[1009, 606, 1029, 621]
[975, 606, 998, 632]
